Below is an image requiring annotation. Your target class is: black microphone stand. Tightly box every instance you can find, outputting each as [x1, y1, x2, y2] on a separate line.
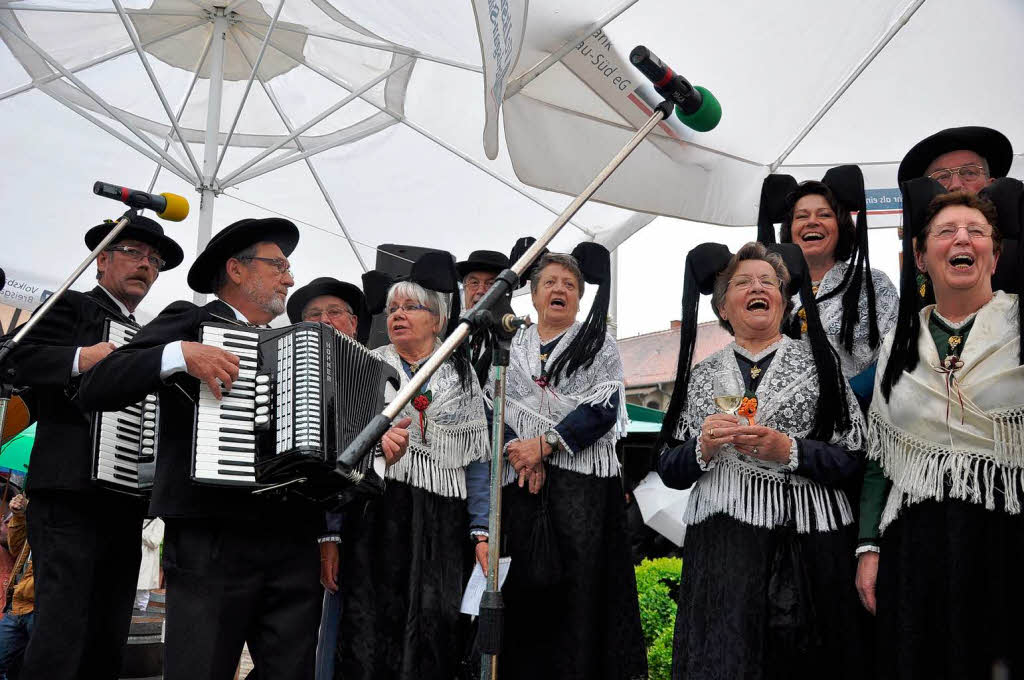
[0, 208, 139, 445]
[333, 100, 674, 679]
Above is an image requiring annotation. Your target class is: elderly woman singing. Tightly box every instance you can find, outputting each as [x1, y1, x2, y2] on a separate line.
[495, 244, 647, 680]
[860, 183, 1024, 678]
[657, 241, 867, 680]
[336, 252, 489, 680]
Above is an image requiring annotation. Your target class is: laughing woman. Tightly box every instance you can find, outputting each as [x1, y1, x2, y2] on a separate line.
[657, 241, 867, 680]
[864, 186, 1024, 678]
[759, 167, 899, 381]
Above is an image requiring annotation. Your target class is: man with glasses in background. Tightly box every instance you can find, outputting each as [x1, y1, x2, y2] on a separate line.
[1, 214, 183, 679]
[897, 125, 1017, 297]
[284, 276, 410, 680]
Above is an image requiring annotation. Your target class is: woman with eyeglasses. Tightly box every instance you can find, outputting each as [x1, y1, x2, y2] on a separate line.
[864, 186, 1024, 678]
[335, 254, 490, 680]
[657, 241, 867, 680]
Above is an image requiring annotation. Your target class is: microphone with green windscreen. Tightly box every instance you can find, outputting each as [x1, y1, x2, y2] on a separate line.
[629, 45, 722, 132]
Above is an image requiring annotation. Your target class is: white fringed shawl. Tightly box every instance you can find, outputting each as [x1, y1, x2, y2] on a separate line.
[497, 322, 628, 482]
[674, 336, 866, 533]
[868, 292, 1024, 531]
[372, 344, 489, 499]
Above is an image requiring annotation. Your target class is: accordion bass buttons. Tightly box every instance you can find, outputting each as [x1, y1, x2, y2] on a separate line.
[254, 373, 273, 429]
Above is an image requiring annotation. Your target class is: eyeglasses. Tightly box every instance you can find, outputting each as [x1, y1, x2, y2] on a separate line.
[237, 255, 292, 276]
[304, 306, 352, 322]
[105, 246, 166, 271]
[387, 302, 432, 316]
[927, 164, 987, 187]
[463, 277, 496, 291]
[729, 274, 782, 290]
[928, 222, 993, 241]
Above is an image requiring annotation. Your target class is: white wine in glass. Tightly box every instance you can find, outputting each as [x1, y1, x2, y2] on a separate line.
[713, 371, 744, 415]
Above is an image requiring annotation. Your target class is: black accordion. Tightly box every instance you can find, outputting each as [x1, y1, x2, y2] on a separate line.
[90, 319, 159, 495]
[192, 321, 399, 505]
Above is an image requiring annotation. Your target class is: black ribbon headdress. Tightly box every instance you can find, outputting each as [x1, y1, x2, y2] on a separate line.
[361, 250, 474, 389]
[881, 177, 1024, 402]
[657, 241, 850, 450]
[543, 242, 612, 386]
[757, 165, 880, 354]
[508, 236, 548, 290]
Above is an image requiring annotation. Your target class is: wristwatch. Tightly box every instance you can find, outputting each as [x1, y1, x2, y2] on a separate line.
[471, 534, 489, 545]
[543, 430, 561, 453]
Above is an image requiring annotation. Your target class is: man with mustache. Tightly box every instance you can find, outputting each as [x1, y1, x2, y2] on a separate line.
[1, 214, 183, 679]
[79, 218, 410, 679]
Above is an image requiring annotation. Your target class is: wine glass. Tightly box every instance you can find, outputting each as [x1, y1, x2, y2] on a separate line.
[712, 370, 744, 417]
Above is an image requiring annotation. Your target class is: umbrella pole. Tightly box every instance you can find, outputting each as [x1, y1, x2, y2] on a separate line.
[0, 210, 137, 439]
[194, 8, 229, 306]
[336, 99, 676, 479]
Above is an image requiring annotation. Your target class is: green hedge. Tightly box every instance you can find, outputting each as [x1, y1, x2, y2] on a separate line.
[635, 557, 681, 680]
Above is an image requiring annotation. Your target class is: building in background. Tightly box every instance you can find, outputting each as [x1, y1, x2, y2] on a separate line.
[620, 320, 732, 411]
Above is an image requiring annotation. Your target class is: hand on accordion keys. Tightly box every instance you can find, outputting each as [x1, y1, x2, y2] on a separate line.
[182, 341, 241, 399]
[379, 416, 412, 467]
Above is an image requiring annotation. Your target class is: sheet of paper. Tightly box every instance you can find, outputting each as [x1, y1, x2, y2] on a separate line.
[460, 556, 511, 616]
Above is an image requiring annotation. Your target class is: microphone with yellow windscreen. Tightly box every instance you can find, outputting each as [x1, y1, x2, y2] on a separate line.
[92, 181, 190, 222]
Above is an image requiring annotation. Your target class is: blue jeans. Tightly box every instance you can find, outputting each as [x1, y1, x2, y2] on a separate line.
[315, 590, 341, 680]
[0, 611, 35, 679]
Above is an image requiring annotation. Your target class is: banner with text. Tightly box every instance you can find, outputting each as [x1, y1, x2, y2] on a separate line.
[472, 0, 528, 160]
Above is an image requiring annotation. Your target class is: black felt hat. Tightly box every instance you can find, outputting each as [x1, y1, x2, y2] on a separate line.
[898, 126, 1013, 185]
[286, 276, 368, 331]
[187, 217, 299, 294]
[85, 214, 185, 271]
[456, 250, 510, 279]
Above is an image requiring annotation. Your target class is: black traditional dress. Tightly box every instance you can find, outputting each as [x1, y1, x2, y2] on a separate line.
[658, 336, 867, 680]
[866, 291, 1024, 678]
[336, 343, 489, 680]
[497, 322, 647, 680]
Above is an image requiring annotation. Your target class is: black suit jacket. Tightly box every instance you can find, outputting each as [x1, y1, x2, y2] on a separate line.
[2, 287, 134, 492]
[78, 298, 321, 530]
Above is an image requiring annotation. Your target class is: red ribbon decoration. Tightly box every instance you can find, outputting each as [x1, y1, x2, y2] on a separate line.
[413, 394, 430, 444]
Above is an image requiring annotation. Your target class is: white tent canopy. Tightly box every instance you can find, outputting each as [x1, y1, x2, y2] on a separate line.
[0, 0, 1021, 325]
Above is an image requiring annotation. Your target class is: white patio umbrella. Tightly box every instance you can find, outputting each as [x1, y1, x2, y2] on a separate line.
[500, 0, 1024, 244]
[0, 0, 636, 318]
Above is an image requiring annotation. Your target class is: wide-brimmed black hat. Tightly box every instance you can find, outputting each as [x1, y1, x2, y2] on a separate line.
[898, 126, 1013, 185]
[187, 217, 299, 294]
[85, 214, 184, 271]
[287, 277, 367, 325]
[456, 250, 509, 279]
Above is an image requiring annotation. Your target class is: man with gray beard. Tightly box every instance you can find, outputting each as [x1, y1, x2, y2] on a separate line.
[78, 218, 384, 679]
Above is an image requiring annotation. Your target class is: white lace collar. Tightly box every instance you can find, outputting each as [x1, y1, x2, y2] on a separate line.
[731, 335, 786, 362]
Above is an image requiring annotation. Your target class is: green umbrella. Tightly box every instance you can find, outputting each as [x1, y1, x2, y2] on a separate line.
[0, 422, 34, 473]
